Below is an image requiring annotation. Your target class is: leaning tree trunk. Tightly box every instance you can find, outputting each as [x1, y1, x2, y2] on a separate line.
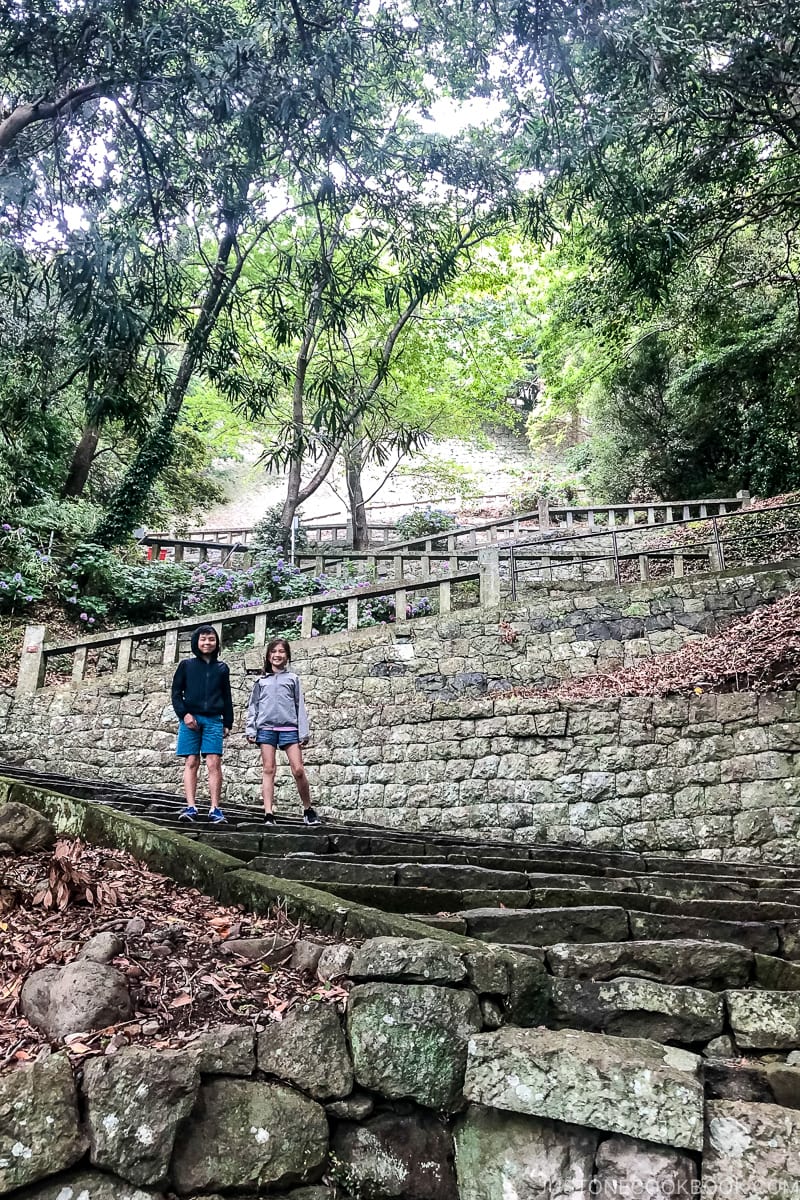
[94, 224, 240, 546]
[345, 435, 369, 550]
[62, 423, 100, 498]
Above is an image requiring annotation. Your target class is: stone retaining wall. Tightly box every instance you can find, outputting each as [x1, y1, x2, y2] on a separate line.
[3, 564, 800, 862]
[4, 682, 800, 862]
[5, 947, 799, 1200]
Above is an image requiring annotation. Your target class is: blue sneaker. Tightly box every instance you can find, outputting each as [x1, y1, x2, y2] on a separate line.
[179, 805, 198, 821]
[208, 807, 227, 824]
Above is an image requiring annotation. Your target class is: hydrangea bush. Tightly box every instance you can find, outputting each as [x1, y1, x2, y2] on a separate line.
[394, 507, 457, 540]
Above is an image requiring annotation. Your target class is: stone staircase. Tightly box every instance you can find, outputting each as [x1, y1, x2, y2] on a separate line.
[7, 763, 800, 1071]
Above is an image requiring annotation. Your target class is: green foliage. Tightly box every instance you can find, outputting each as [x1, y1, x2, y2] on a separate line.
[394, 457, 483, 505]
[0, 567, 44, 613]
[58, 543, 196, 624]
[508, 467, 582, 512]
[0, 522, 60, 614]
[179, 557, 317, 618]
[394, 508, 457, 539]
[528, 224, 800, 502]
[250, 506, 310, 556]
[512, 1, 800, 300]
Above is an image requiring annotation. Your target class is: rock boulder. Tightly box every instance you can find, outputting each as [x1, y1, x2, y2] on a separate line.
[0, 802, 55, 852]
[348, 983, 482, 1111]
[83, 1046, 199, 1186]
[705, 1100, 800, 1197]
[454, 1105, 598, 1200]
[463, 1027, 704, 1151]
[8, 1169, 166, 1199]
[350, 937, 467, 985]
[332, 1111, 458, 1200]
[0, 1054, 86, 1194]
[594, 1135, 698, 1197]
[21, 959, 132, 1040]
[257, 1002, 353, 1100]
[169, 1079, 328, 1193]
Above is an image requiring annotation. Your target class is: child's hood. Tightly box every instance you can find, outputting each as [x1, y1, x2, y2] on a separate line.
[190, 626, 220, 658]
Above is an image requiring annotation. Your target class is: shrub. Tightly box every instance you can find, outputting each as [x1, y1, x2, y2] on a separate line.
[112, 561, 194, 621]
[508, 468, 582, 513]
[0, 567, 44, 613]
[178, 554, 317, 618]
[251, 505, 310, 555]
[0, 522, 59, 614]
[394, 507, 456, 540]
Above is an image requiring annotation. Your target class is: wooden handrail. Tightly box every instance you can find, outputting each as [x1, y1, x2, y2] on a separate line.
[18, 562, 494, 696]
[149, 492, 748, 553]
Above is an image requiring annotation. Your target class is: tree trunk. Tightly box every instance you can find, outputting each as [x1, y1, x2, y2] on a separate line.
[345, 436, 369, 549]
[278, 458, 303, 553]
[94, 222, 241, 546]
[62, 424, 100, 497]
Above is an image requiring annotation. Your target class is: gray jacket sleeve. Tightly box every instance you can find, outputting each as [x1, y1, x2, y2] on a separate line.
[295, 676, 310, 741]
[245, 680, 261, 739]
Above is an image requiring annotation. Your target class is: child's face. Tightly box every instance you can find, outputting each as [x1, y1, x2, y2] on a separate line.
[268, 644, 288, 670]
[197, 632, 217, 656]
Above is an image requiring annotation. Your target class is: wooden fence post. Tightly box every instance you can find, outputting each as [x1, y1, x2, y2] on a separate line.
[537, 496, 550, 531]
[16, 624, 46, 698]
[478, 548, 501, 609]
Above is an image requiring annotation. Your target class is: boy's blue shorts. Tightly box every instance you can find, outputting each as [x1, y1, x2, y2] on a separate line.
[176, 714, 224, 757]
[256, 729, 300, 749]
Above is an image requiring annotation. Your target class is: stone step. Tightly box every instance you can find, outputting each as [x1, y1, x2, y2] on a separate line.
[550, 976, 725, 1044]
[248, 857, 397, 885]
[306, 882, 532, 913]
[525, 888, 800, 924]
[642, 853, 800, 883]
[462, 906, 630, 946]
[628, 912, 780, 955]
[545, 940, 754, 989]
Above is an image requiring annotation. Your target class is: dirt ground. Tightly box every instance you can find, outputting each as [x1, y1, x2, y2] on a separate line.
[0, 839, 350, 1071]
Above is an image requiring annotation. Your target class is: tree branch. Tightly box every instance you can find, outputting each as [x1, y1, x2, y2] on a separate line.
[0, 81, 113, 151]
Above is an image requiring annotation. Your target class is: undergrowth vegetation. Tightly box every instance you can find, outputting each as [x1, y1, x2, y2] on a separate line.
[0, 502, 435, 642]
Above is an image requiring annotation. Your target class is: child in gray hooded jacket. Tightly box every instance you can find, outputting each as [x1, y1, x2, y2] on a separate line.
[245, 637, 319, 826]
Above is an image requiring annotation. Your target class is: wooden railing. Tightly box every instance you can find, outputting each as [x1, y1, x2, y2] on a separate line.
[16, 561, 497, 697]
[147, 493, 749, 559]
[169, 519, 399, 547]
[379, 493, 749, 554]
[509, 500, 800, 596]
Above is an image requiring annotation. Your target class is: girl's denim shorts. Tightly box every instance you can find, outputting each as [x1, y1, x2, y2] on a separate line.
[256, 729, 300, 749]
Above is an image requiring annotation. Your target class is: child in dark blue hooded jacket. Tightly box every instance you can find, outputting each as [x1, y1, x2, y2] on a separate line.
[171, 624, 234, 823]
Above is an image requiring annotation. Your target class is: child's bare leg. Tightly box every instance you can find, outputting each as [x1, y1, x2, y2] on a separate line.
[260, 744, 277, 813]
[285, 743, 311, 810]
[183, 755, 199, 806]
[206, 754, 222, 810]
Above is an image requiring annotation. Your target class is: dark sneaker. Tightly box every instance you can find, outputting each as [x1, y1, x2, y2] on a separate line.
[179, 805, 198, 821]
[263, 813, 276, 826]
[208, 807, 227, 824]
[303, 807, 321, 826]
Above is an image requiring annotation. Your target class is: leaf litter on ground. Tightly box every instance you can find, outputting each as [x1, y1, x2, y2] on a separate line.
[0, 839, 353, 1071]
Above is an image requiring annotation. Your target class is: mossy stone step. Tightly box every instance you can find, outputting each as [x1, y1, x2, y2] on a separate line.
[545, 939, 754, 989]
[248, 857, 396, 886]
[463, 906, 630, 946]
[628, 912, 780, 955]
